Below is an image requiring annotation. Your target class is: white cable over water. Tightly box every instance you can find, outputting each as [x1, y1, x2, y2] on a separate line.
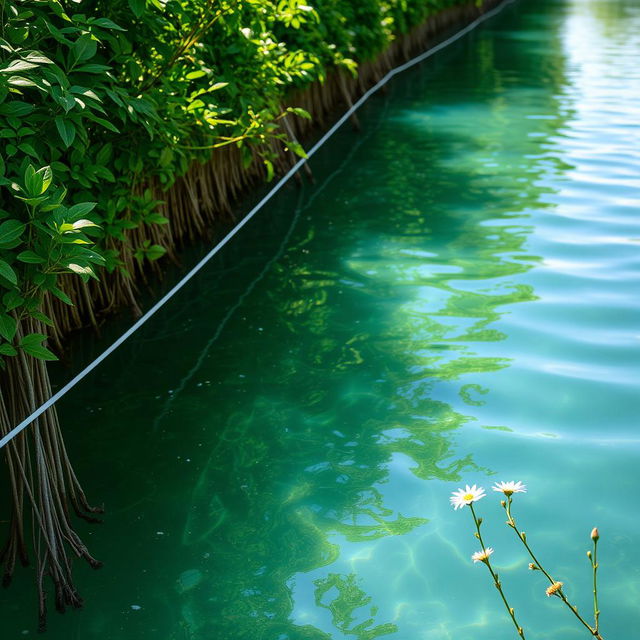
[0, 0, 515, 450]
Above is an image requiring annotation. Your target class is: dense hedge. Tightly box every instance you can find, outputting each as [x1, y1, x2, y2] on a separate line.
[0, 0, 476, 368]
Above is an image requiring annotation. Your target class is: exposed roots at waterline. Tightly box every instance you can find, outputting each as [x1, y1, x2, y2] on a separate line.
[0, 320, 102, 632]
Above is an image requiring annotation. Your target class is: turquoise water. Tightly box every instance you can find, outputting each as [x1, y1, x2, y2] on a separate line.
[2, 0, 640, 637]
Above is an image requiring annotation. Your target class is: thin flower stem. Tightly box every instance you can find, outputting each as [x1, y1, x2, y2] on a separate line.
[591, 538, 600, 634]
[469, 503, 526, 639]
[503, 498, 604, 640]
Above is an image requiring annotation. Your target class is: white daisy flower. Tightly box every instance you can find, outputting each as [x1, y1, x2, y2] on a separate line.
[472, 547, 494, 564]
[450, 484, 486, 510]
[492, 481, 527, 496]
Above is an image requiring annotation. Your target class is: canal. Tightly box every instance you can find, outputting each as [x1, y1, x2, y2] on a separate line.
[2, 0, 639, 637]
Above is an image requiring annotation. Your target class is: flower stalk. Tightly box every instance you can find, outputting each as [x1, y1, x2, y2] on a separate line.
[589, 528, 601, 635]
[501, 496, 604, 640]
[468, 503, 526, 639]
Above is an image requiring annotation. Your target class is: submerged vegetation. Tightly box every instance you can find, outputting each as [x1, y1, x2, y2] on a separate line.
[0, 0, 496, 627]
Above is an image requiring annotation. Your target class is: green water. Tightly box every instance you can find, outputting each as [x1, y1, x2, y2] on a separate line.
[3, 0, 640, 637]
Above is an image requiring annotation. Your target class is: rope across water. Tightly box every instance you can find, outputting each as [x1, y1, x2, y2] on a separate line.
[0, 0, 516, 450]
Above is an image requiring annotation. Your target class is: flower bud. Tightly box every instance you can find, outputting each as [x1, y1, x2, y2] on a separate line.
[591, 527, 599, 542]
[545, 581, 563, 597]
[478, 517, 483, 526]
[500, 500, 506, 508]
[587, 550, 592, 559]
[528, 562, 539, 571]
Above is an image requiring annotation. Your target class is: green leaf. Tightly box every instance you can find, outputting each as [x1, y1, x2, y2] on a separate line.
[72, 219, 99, 230]
[29, 310, 54, 327]
[19, 333, 58, 361]
[58, 93, 77, 113]
[37, 166, 53, 194]
[159, 147, 173, 167]
[66, 263, 95, 277]
[23, 163, 41, 197]
[0, 314, 17, 341]
[17, 250, 46, 264]
[73, 34, 98, 63]
[0, 259, 18, 285]
[286, 140, 308, 158]
[96, 143, 113, 165]
[0, 220, 26, 246]
[3, 290, 24, 311]
[18, 143, 40, 159]
[0, 101, 34, 117]
[286, 106, 312, 120]
[93, 165, 115, 182]
[128, 0, 146, 18]
[65, 246, 105, 265]
[145, 213, 169, 225]
[89, 17, 126, 31]
[186, 99, 205, 112]
[54, 117, 76, 148]
[0, 60, 39, 74]
[15, 194, 48, 207]
[146, 244, 166, 261]
[70, 85, 101, 102]
[7, 76, 39, 88]
[74, 64, 111, 73]
[66, 202, 97, 220]
[84, 113, 120, 133]
[24, 53, 54, 65]
[7, 26, 29, 46]
[264, 158, 274, 182]
[50, 287, 73, 305]
[0, 343, 17, 357]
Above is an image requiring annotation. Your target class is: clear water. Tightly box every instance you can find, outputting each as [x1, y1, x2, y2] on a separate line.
[2, 0, 640, 637]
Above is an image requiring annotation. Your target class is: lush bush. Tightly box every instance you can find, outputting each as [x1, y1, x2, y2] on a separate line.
[0, 0, 473, 368]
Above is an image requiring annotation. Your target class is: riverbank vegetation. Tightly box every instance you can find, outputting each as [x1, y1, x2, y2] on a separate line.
[0, 0, 492, 627]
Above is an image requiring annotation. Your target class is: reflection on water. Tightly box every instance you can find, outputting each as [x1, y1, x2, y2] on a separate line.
[2, 0, 640, 637]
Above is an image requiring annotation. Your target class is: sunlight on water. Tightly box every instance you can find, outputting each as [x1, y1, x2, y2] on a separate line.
[2, 0, 639, 637]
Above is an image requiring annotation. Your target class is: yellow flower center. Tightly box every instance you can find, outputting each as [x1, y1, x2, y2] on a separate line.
[464, 493, 474, 501]
[503, 489, 513, 496]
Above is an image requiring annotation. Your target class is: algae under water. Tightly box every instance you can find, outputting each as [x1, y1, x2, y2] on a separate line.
[2, 0, 639, 637]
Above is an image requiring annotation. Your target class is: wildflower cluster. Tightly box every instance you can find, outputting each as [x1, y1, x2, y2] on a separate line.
[449, 480, 603, 640]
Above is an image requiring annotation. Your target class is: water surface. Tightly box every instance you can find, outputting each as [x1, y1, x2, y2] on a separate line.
[2, 0, 639, 637]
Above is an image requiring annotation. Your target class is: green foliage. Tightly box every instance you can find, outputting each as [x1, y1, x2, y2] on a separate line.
[0, 0, 472, 365]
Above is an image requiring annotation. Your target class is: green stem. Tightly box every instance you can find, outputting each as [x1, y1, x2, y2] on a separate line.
[469, 503, 526, 639]
[504, 498, 603, 640]
[592, 538, 600, 634]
